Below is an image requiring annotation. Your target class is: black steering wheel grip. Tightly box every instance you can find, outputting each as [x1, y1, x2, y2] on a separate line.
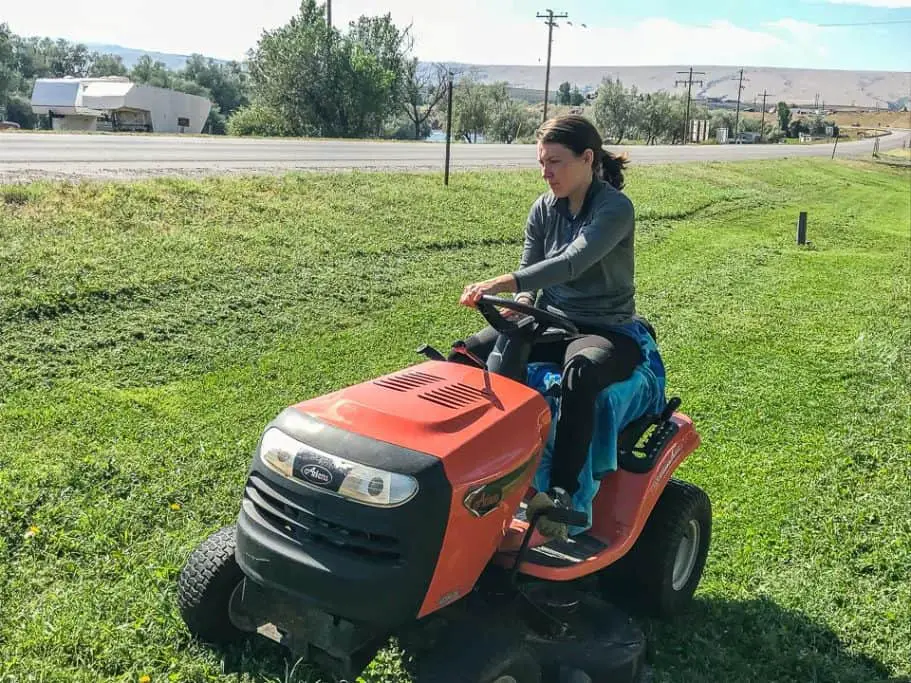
[475, 295, 579, 335]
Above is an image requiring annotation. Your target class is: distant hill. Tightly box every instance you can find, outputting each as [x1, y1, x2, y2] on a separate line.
[85, 43, 229, 70]
[87, 43, 909, 109]
[442, 63, 910, 110]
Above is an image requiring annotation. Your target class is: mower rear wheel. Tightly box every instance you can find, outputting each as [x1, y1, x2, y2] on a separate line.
[415, 621, 541, 683]
[600, 479, 711, 617]
[177, 525, 246, 645]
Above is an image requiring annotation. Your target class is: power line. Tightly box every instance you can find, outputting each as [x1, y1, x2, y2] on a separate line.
[537, 9, 569, 122]
[673, 18, 911, 29]
[815, 19, 911, 27]
[675, 67, 705, 145]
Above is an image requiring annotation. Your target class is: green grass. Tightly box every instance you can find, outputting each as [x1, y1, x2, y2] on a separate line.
[1, 159, 909, 683]
[880, 147, 911, 162]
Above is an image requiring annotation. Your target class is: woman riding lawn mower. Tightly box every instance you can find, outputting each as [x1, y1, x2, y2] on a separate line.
[177, 116, 712, 682]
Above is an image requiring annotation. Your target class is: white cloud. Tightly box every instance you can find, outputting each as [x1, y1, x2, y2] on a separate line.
[762, 18, 831, 45]
[1, 0, 301, 60]
[763, 18, 824, 35]
[332, 7, 805, 68]
[0, 1, 860, 69]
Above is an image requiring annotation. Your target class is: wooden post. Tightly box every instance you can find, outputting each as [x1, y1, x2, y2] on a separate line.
[797, 211, 807, 245]
[444, 75, 453, 186]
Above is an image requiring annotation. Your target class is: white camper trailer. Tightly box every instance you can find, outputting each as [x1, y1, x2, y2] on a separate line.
[30, 77, 211, 133]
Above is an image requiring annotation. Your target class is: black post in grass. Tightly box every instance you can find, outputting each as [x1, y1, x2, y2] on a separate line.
[797, 211, 808, 245]
[444, 73, 454, 186]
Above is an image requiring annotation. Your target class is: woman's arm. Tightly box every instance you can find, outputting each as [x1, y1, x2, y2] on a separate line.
[515, 202, 545, 305]
[512, 195, 633, 292]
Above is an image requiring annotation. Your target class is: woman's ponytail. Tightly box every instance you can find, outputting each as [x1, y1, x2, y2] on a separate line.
[599, 149, 629, 190]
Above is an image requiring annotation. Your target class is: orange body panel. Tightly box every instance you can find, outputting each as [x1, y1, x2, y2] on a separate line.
[494, 413, 701, 580]
[291, 360, 552, 618]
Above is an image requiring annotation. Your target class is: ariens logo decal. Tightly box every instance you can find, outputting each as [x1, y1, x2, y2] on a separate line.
[301, 464, 333, 486]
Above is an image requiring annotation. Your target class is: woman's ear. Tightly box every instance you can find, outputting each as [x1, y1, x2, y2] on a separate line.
[583, 148, 594, 166]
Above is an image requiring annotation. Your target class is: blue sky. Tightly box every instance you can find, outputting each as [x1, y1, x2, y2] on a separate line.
[548, 0, 911, 70]
[3, 0, 910, 70]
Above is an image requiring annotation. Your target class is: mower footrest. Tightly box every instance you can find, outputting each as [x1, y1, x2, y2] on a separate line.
[524, 533, 608, 568]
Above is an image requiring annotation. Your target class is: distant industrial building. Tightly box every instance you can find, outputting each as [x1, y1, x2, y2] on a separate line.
[30, 77, 211, 133]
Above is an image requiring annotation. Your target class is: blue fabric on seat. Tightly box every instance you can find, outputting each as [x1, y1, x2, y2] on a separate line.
[526, 319, 667, 535]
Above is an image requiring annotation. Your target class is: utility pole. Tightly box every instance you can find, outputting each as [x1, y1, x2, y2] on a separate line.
[326, 0, 331, 29]
[675, 67, 705, 144]
[537, 9, 569, 122]
[733, 68, 748, 144]
[757, 89, 773, 143]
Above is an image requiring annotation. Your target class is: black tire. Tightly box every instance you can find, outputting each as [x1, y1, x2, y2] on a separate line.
[177, 525, 246, 645]
[600, 479, 711, 617]
[416, 621, 542, 683]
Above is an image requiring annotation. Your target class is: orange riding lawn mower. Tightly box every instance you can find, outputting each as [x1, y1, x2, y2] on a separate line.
[177, 296, 711, 682]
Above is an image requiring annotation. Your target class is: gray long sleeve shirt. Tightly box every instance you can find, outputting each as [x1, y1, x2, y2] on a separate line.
[512, 177, 636, 328]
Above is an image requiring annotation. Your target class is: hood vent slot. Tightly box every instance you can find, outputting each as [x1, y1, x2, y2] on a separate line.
[419, 382, 489, 409]
[374, 371, 444, 392]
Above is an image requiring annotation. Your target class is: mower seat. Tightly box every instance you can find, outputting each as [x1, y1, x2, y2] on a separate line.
[525, 317, 667, 535]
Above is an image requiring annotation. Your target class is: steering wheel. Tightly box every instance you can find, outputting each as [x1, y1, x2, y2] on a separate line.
[475, 295, 579, 336]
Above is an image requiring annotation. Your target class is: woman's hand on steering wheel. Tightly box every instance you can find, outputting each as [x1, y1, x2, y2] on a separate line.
[459, 274, 517, 308]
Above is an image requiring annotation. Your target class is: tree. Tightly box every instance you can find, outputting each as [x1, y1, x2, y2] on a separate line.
[662, 96, 688, 144]
[639, 93, 669, 145]
[777, 101, 791, 135]
[741, 116, 772, 140]
[570, 86, 584, 107]
[245, 0, 412, 138]
[593, 77, 638, 144]
[246, 0, 332, 136]
[87, 52, 128, 77]
[557, 81, 572, 105]
[227, 101, 293, 137]
[181, 54, 249, 116]
[400, 60, 447, 139]
[4, 95, 37, 128]
[1, 24, 16, 108]
[788, 118, 809, 138]
[32, 38, 90, 77]
[710, 109, 736, 139]
[447, 74, 490, 143]
[485, 82, 536, 143]
[131, 56, 173, 88]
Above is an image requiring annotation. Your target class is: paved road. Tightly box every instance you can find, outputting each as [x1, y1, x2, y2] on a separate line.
[0, 129, 908, 182]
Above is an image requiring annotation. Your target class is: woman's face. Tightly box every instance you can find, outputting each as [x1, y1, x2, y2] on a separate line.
[537, 141, 593, 198]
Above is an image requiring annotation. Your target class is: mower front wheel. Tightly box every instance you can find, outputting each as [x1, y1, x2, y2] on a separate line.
[600, 479, 711, 617]
[177, 525, 246, 645]
[415, 621, 541, 683]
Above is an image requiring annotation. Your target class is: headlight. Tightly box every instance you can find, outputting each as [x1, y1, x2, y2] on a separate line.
[259, 427, 419, 507]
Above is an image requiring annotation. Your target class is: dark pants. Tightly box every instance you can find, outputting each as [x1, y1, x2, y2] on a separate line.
[455, 325, 643, 495]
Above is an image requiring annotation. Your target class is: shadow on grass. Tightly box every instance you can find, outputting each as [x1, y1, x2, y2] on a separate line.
[193, 596, 905, 683]
[645, 597, 904, 683]
[212, 635, 406, 683]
